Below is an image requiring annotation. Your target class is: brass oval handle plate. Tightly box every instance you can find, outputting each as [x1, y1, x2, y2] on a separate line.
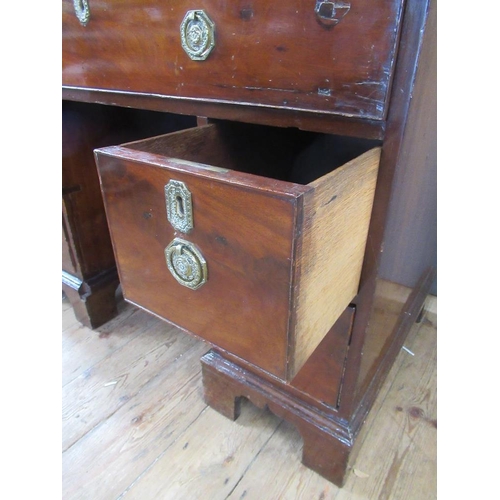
[73, 0, 90, 26]
[165, 238, 208, 290]
[180, 10, 215, 61]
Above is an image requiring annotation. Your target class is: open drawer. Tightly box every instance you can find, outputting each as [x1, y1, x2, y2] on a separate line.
[94, 122, 380, 381]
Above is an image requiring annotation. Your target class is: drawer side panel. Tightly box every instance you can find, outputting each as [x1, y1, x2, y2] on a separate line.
[291, 148, 381, 378]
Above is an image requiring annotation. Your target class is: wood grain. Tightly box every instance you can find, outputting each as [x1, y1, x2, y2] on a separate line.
[291, 148, 380, 377]
[291, 306, 355, 409]
[95, 124, 380, 380]
[60, 0, 436, 493]
[355, 280, 412, 397]
[62, 0, 404, 120]
[62, 101, 120, 328]
[335, 0, 433, 422]
[63, 340, 209, 500]
[62, 86, 386, 139]
[340, 303, 437, 499]
[62, 298, 138, 385]
[62, 101, 197, 328]
[200, 277, 433, 487]
[123, 402, 281, 499]
[62, 311, 199, 450]
[62, 292, 436, 499]
[95, 132, 302, 378]
[379, 0, 437, 293]
[62, 102, 116, 279]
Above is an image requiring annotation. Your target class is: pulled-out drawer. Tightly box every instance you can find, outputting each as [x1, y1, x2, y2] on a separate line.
[63, 0, 403, 120]
[95, 122, 380, 380]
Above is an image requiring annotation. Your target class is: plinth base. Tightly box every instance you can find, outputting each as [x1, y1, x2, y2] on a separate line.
[201, 349, 357, 487]
[62, 269, 119, 329]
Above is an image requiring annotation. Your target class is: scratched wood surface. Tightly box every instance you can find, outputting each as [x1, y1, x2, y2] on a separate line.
[62, 0, 403, 120]
[62, 289, 436, 500]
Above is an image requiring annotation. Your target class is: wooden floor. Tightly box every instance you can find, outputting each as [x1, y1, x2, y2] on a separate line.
[62, 290, 437, 500]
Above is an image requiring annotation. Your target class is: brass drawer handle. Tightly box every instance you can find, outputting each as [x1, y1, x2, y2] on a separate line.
[180, 10, 215, 61]
[73, 0, 90, 26]
[165, 238, 208, 290]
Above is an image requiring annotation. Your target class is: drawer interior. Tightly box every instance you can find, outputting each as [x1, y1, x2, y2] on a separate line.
[124, 121, 380, 185]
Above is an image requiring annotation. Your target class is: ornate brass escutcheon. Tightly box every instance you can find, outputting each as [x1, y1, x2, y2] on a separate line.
[165, 180, 193, 233]
[180, 10, 216, 61]
[73, 0, 90, 26]
[165, 238, 208, 290]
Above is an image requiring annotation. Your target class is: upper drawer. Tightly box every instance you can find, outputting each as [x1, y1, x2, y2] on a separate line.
[63, 0, 404, 120]
[95, 122, 380, 381]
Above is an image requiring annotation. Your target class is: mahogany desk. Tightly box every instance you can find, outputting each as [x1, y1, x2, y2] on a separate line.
[62, 0, 436, 486]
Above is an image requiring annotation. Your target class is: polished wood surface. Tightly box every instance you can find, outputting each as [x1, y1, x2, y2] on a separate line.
[356, 280, 412, 394]
[62, 0, 404, 120]
[62, 102, 118, 279]
[336, 0, 433, 421]
[61, 0, 436, 488]
[95, 123, 379, 380]
[214, 305, 356, 414]
[379, 0, 437, 294]
[62, 102, 120, 327]
[291, 306, 354, 408]
[62, 289, 436, 498]
[63, 86, 387, 139]
[62, 101, 196, 328]
[95, 125, 303, 379]
[201, 271, 434, 487]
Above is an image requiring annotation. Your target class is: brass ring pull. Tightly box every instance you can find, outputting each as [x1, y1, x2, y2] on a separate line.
[73, 0, 90, 26]
[165, 238, 208, 290]
[180, 10, 215, 61]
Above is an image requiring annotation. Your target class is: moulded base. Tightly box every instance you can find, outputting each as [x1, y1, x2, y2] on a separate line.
[201, 349, 356, 487]
[62, 268, 119, 329]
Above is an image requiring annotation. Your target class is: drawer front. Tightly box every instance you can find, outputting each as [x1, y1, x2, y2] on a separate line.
[95, 123, 380, 380]
[63, 0, 403, 120]
[95, 149, 303, 378]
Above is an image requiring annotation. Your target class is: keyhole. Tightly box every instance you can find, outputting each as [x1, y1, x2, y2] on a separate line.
[318, 2, 335, 19]
[176, 196, 185, 217]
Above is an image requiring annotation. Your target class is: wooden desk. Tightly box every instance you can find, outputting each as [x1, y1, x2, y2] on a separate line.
[62, 0, 436, 486]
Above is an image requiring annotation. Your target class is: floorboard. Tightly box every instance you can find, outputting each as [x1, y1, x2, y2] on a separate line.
[62, 292, 437, 499]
